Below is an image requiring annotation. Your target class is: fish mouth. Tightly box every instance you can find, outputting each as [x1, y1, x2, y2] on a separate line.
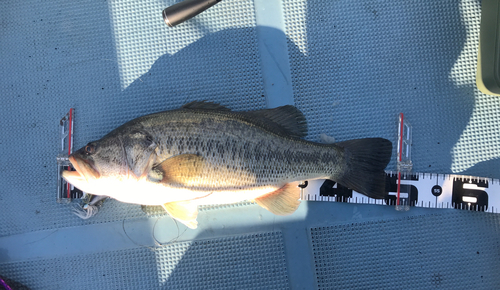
[62, 156, 100, 183]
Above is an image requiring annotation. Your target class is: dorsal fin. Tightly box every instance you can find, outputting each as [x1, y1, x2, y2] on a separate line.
[182, 101, 231, 111]
[244, 105, 307, 138]
[181, 101, 308, 138]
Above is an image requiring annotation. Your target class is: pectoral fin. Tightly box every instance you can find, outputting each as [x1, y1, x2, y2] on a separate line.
[162, 201, 199, 229]
[154, 154, 206, 186]
[254, 183, 301, 215]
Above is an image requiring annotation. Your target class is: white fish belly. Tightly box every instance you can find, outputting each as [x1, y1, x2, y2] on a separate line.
[188, 185, 284, 206]
[90, 177, 209, 205]
[92, 177, 289, 207]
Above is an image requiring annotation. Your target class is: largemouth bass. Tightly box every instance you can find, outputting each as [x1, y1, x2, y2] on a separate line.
[62, 101, 392, 228]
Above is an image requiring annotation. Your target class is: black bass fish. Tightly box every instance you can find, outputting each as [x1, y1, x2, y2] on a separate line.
[63, 101, 392, 228]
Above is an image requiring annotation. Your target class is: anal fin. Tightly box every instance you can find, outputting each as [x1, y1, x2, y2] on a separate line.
[162, 201, 199, 229]
[254, 183, 301, 215]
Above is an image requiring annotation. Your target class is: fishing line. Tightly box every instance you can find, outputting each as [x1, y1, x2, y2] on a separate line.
[121, 218, 156, 252]
[152, 218, 188, 247]
[121, 214, 186, 251]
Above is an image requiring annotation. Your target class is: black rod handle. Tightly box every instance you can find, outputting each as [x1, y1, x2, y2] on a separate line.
[162, 0, 222, 27]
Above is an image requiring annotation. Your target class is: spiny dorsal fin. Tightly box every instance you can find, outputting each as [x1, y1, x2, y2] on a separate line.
[182, 101, 231, 111]
[182, 101, 307, 138]
[162, 201, 199, 229]
[244, 106, 307, 138]
[253, 182, 301, 215]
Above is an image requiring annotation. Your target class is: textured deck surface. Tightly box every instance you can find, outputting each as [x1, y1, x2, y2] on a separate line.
[1, 0, 499, 289]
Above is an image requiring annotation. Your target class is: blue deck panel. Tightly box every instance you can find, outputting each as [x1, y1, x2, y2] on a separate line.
[1, 0, 500, 289]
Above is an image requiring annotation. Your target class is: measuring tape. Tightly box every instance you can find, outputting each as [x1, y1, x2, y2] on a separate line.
[300, 172, 500, 214]
[301, 113, 499, 214]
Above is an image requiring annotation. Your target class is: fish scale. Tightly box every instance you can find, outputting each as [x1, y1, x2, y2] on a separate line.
[143, 112, 329, 188]
[62, 101, 392, 228]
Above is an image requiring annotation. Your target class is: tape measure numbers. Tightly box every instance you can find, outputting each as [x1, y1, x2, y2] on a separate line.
[301, 172, 500, 214]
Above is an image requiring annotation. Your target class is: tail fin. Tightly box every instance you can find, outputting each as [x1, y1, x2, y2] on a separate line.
[335, 138, 392, 199]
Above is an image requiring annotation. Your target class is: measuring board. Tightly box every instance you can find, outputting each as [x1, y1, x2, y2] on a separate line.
[56, 109, 500, 215]
[300, 173, 500, 214]
[302, 113, 500, 214]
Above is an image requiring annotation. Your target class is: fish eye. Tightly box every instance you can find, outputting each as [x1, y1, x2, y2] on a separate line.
[84, 144, 95, 155]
